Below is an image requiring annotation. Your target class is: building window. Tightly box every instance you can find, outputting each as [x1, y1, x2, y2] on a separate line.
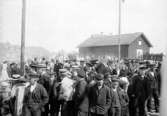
[138, 41, 142, 45]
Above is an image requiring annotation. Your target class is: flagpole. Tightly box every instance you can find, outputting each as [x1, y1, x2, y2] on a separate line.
[118, 0, 121, 64]
[20, 0, 26, 76]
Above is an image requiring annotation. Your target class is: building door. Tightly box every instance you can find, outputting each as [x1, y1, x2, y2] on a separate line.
[137, 49, 143, 59]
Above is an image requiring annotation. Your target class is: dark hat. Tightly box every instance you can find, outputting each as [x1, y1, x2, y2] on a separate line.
[95, 74, 104, 81]
[86, 62, 93, 67]
[77, 70, 85, 78]
[139, 61, 146, 65]
[139, 65, 147, 70]
[12, 77, 28, 83]
[90, 59, 99, 64]
[30, 64, 47, 68]
[112, 78, 119, 82]
[27, 72, 40, 78]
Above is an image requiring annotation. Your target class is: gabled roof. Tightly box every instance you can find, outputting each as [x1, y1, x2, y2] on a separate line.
[78, 32, 152, 48]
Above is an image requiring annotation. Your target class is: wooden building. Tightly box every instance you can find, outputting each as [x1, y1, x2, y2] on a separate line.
[78, 32, 152, 59]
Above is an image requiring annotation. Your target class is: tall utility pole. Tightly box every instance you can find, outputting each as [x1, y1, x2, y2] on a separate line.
[20, 0, 26, 76]
[118, 0, 122, 64]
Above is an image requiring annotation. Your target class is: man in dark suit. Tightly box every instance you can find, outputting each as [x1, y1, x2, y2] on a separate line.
[54, 60, 63, 81]
[74, 70, 89, 116]
[88, 74, 111, 116]
[23, 73, 49, 116]
[146, 67, 160, 113]
[38, 69, 52, 116]
[129, 66, 148, 116]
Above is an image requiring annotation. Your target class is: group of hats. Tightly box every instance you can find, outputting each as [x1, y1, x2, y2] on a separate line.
[138, 60, 156, 70]
[94, 73, 128, 87]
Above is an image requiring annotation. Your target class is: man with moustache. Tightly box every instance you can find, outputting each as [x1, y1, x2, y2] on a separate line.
[23, 73, 49, 116]
[88, 73, 111, 116]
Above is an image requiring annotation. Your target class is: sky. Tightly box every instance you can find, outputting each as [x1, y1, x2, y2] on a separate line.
[0, 0, 167, 53]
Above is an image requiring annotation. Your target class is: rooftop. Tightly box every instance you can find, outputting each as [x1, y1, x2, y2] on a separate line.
[78, 32, 152, 48]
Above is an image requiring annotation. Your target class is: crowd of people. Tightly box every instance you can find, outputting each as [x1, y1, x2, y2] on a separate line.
[0, 56, 161, 116]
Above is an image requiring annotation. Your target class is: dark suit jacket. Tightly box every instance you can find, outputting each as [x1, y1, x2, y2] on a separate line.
[74, 78, 89, 112]
[38, 73, 52, 94]
[130, 74, 147, 103]
[118, 89, 129, 107]
[23, 83, 49, 111]
[88, 84, 111, 115]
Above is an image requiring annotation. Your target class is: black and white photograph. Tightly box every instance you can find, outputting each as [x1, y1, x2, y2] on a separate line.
[0, 0, 166, 116]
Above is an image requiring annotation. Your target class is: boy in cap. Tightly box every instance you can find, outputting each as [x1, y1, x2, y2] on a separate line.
[109, 79, 121, 116]
[88, 73, 111, 116]
[23, 73, 49, 116]
[119, 81, 129, 116]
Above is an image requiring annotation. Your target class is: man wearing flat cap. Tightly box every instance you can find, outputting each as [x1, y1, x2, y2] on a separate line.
[88, 73, 111, 116]
[22, 73, 49, 116]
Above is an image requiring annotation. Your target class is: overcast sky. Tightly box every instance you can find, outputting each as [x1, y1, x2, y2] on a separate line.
[0, 0, 167, 53]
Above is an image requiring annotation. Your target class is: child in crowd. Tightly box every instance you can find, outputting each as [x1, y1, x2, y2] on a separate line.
[109, 79, 121, 116]
[119, 81, 129, 116]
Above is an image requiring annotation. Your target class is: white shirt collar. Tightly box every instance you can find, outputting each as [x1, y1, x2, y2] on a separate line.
[30, 82, 37, 92]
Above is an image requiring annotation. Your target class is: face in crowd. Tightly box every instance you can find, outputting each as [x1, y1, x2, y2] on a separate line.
[72, 71, 78, 77]
[112, 81, 119, 89]
[96, 80, 104, 86]
[139, 69, 146, 76]
[30, 78, 38, 85]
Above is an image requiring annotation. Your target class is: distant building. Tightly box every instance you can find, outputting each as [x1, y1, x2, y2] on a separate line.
[78, 32, 153, 59]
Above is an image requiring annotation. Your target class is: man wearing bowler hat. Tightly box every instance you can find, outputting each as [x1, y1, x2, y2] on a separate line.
[128, 65, 148, 116]
[88, 73, 111, 116]
[23, 73, 49, 116]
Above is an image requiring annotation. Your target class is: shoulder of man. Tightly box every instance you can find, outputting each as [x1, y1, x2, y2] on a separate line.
[37, 83, 45, 89]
